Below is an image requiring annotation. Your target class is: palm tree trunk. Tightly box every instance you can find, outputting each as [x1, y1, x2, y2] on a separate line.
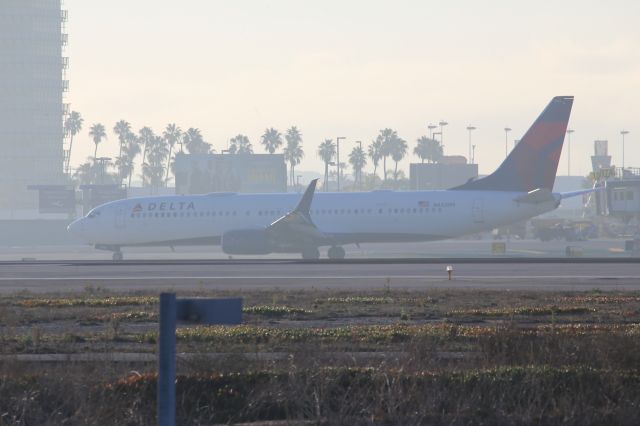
[93, 143, 98, 159]
[66, 135, 74, 175]
[394, 161, 398, 186]
[324, 162, 328, 191]
[383, 156, 387, 181]
[165, 145, 173, 187]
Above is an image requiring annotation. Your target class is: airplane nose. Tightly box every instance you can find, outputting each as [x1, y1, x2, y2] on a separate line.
[67, 219, 84, 236]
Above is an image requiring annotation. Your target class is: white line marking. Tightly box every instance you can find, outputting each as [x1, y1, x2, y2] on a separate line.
[0, 275, 636, 281]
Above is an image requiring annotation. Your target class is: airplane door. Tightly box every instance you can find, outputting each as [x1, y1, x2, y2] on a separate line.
[115, 207, 126, 229]
[472, 199, 484, 223]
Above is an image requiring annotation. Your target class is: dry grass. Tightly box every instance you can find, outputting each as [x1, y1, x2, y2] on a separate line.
[1, 287, 640, 424]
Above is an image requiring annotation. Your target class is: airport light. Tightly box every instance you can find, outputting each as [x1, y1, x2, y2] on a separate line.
[336, 136, 346, 192]
[566, 129, 574, 176]
[439, 121, 448, 147]
[504, 127, 512, 158]
[446, 265, 453, 280]
[466, 126, 476, 164]
[621, 130, 629, 170]
[428, 124, 438, 139]
[471, 144, 476, 165]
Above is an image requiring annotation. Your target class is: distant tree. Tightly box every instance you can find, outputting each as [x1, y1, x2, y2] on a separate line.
[113, 120, 132, 183]
[317, 139, 336, 191]
[349, 146, 367, 189]
[284, 126, 304, 186]
[367, 138, 382, 180]
[182, 128, 211, 155]
[137, 127, 155, 186]
[260, 127, 283, 154]
[89, 123, 106, 159]
[163, 123, 182, 186]
[143, 136, 169, 188]
[390, 137, 408, 185]
[376, 128, 398, 181]
[418, 137, 443, 163]
[229, 134, 253, 154]
[114, 132, 140, 188]
[64, 111, 83, 175]
[74, 157, 118, 186]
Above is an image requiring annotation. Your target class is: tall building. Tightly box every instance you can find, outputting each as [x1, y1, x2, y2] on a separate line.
[0, 0, 67, 212]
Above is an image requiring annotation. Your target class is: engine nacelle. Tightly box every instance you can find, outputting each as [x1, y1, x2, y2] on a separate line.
[221, 229, 272, 255]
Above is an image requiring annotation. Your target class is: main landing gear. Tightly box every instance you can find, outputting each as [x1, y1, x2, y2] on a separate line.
[112, 250, 123, 262]
[327, 246, 346, 260]
[301, 246, 320, 260]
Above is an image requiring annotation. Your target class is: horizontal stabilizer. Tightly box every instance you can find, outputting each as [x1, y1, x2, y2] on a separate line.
[514, 188, 555, 204]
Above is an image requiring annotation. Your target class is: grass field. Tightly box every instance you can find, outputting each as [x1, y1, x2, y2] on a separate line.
[1, 285, 640, 424]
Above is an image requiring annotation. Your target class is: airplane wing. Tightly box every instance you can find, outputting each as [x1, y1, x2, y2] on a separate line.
[267, 179, 328, 243]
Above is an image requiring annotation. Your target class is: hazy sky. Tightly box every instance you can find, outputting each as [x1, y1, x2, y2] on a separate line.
[65, 0, 640, 178]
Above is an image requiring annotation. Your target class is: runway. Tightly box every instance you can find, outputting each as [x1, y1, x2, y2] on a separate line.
[1, 258, 639, 293]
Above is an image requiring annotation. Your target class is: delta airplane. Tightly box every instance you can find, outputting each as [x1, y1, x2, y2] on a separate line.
[68, 96, 587, 261]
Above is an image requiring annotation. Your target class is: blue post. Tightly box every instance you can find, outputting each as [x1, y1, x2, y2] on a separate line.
[158, 293, 176, 426]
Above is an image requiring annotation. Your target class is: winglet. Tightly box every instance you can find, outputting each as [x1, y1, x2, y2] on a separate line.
[294, 179, 318, 217]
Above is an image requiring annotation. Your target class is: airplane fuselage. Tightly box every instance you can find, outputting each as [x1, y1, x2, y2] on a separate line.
[70, 189, 558, 250]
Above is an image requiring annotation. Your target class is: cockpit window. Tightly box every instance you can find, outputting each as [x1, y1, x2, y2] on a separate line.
[87, 209, 101, 219]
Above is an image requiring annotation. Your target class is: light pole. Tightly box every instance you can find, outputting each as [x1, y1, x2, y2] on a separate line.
[504, 127, 512, 158]
[466, 126, 476, 164]
[95, 157, 111, 185]
[621, 130, 629, 170]
[355, 141, 362, 188]
[471, 145, 476, 165]
[296, 174, 302, 188]
[336, 136, 346, 192]
[566, 129, 574, 176]
[428, 124, 437, 139]
[439, 121, 448, 147]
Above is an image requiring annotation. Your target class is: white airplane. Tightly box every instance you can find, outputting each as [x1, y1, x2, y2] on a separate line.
[68, 96, 588, 261]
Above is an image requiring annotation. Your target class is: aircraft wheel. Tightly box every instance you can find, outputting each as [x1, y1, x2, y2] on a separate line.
[301, 246, 320, 260]
[112, 251, 124, 261]
[327, 246, 346, 260]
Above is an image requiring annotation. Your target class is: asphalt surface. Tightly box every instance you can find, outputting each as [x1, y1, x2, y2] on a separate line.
[1, 259, 639, 293]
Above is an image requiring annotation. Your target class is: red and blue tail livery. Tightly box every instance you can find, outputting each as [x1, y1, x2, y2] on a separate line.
[454, 96, 573, 192]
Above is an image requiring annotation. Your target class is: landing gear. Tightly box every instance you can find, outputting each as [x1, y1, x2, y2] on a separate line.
[301, 246, 320, 260]
[112, 250, 123, 262]
[327, 246, 346, 260]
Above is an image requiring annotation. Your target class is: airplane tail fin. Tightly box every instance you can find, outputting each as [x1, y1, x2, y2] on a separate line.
[453, 96, 574, 192]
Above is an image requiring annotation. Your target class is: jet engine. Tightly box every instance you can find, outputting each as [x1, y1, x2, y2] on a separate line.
[221, 229, 272, 255]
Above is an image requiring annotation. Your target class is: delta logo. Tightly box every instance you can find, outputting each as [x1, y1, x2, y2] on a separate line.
[132, 204, 143, 213]
[131, 201, 196, 213]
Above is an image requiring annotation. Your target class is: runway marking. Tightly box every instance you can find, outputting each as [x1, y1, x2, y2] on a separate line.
[0, 275, 636, 281]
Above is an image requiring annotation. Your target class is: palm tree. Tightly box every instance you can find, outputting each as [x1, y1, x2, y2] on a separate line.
[89, 123, 106, 159]
[229, 134, 253, 154]
[113, 120, 131, 163]
[183, 128, 211, 154]
[390, 137, 408, 185]
[138, 127, 154, 165]
[163, 123, 182, 186]
[260, 128, 283, 154]
[114, 132, 140, 188]
[284, 127, 304, 186]
[367, 138, 382, 180]
[377, 128, 397, 181]
[415, 137, 443, 163]
[64, 111, 83, 175]
[414, 136, 430, 163]
[349, 146, 367, 189]
[143, 135, 169, 188]
[317, 139, 335, 191]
